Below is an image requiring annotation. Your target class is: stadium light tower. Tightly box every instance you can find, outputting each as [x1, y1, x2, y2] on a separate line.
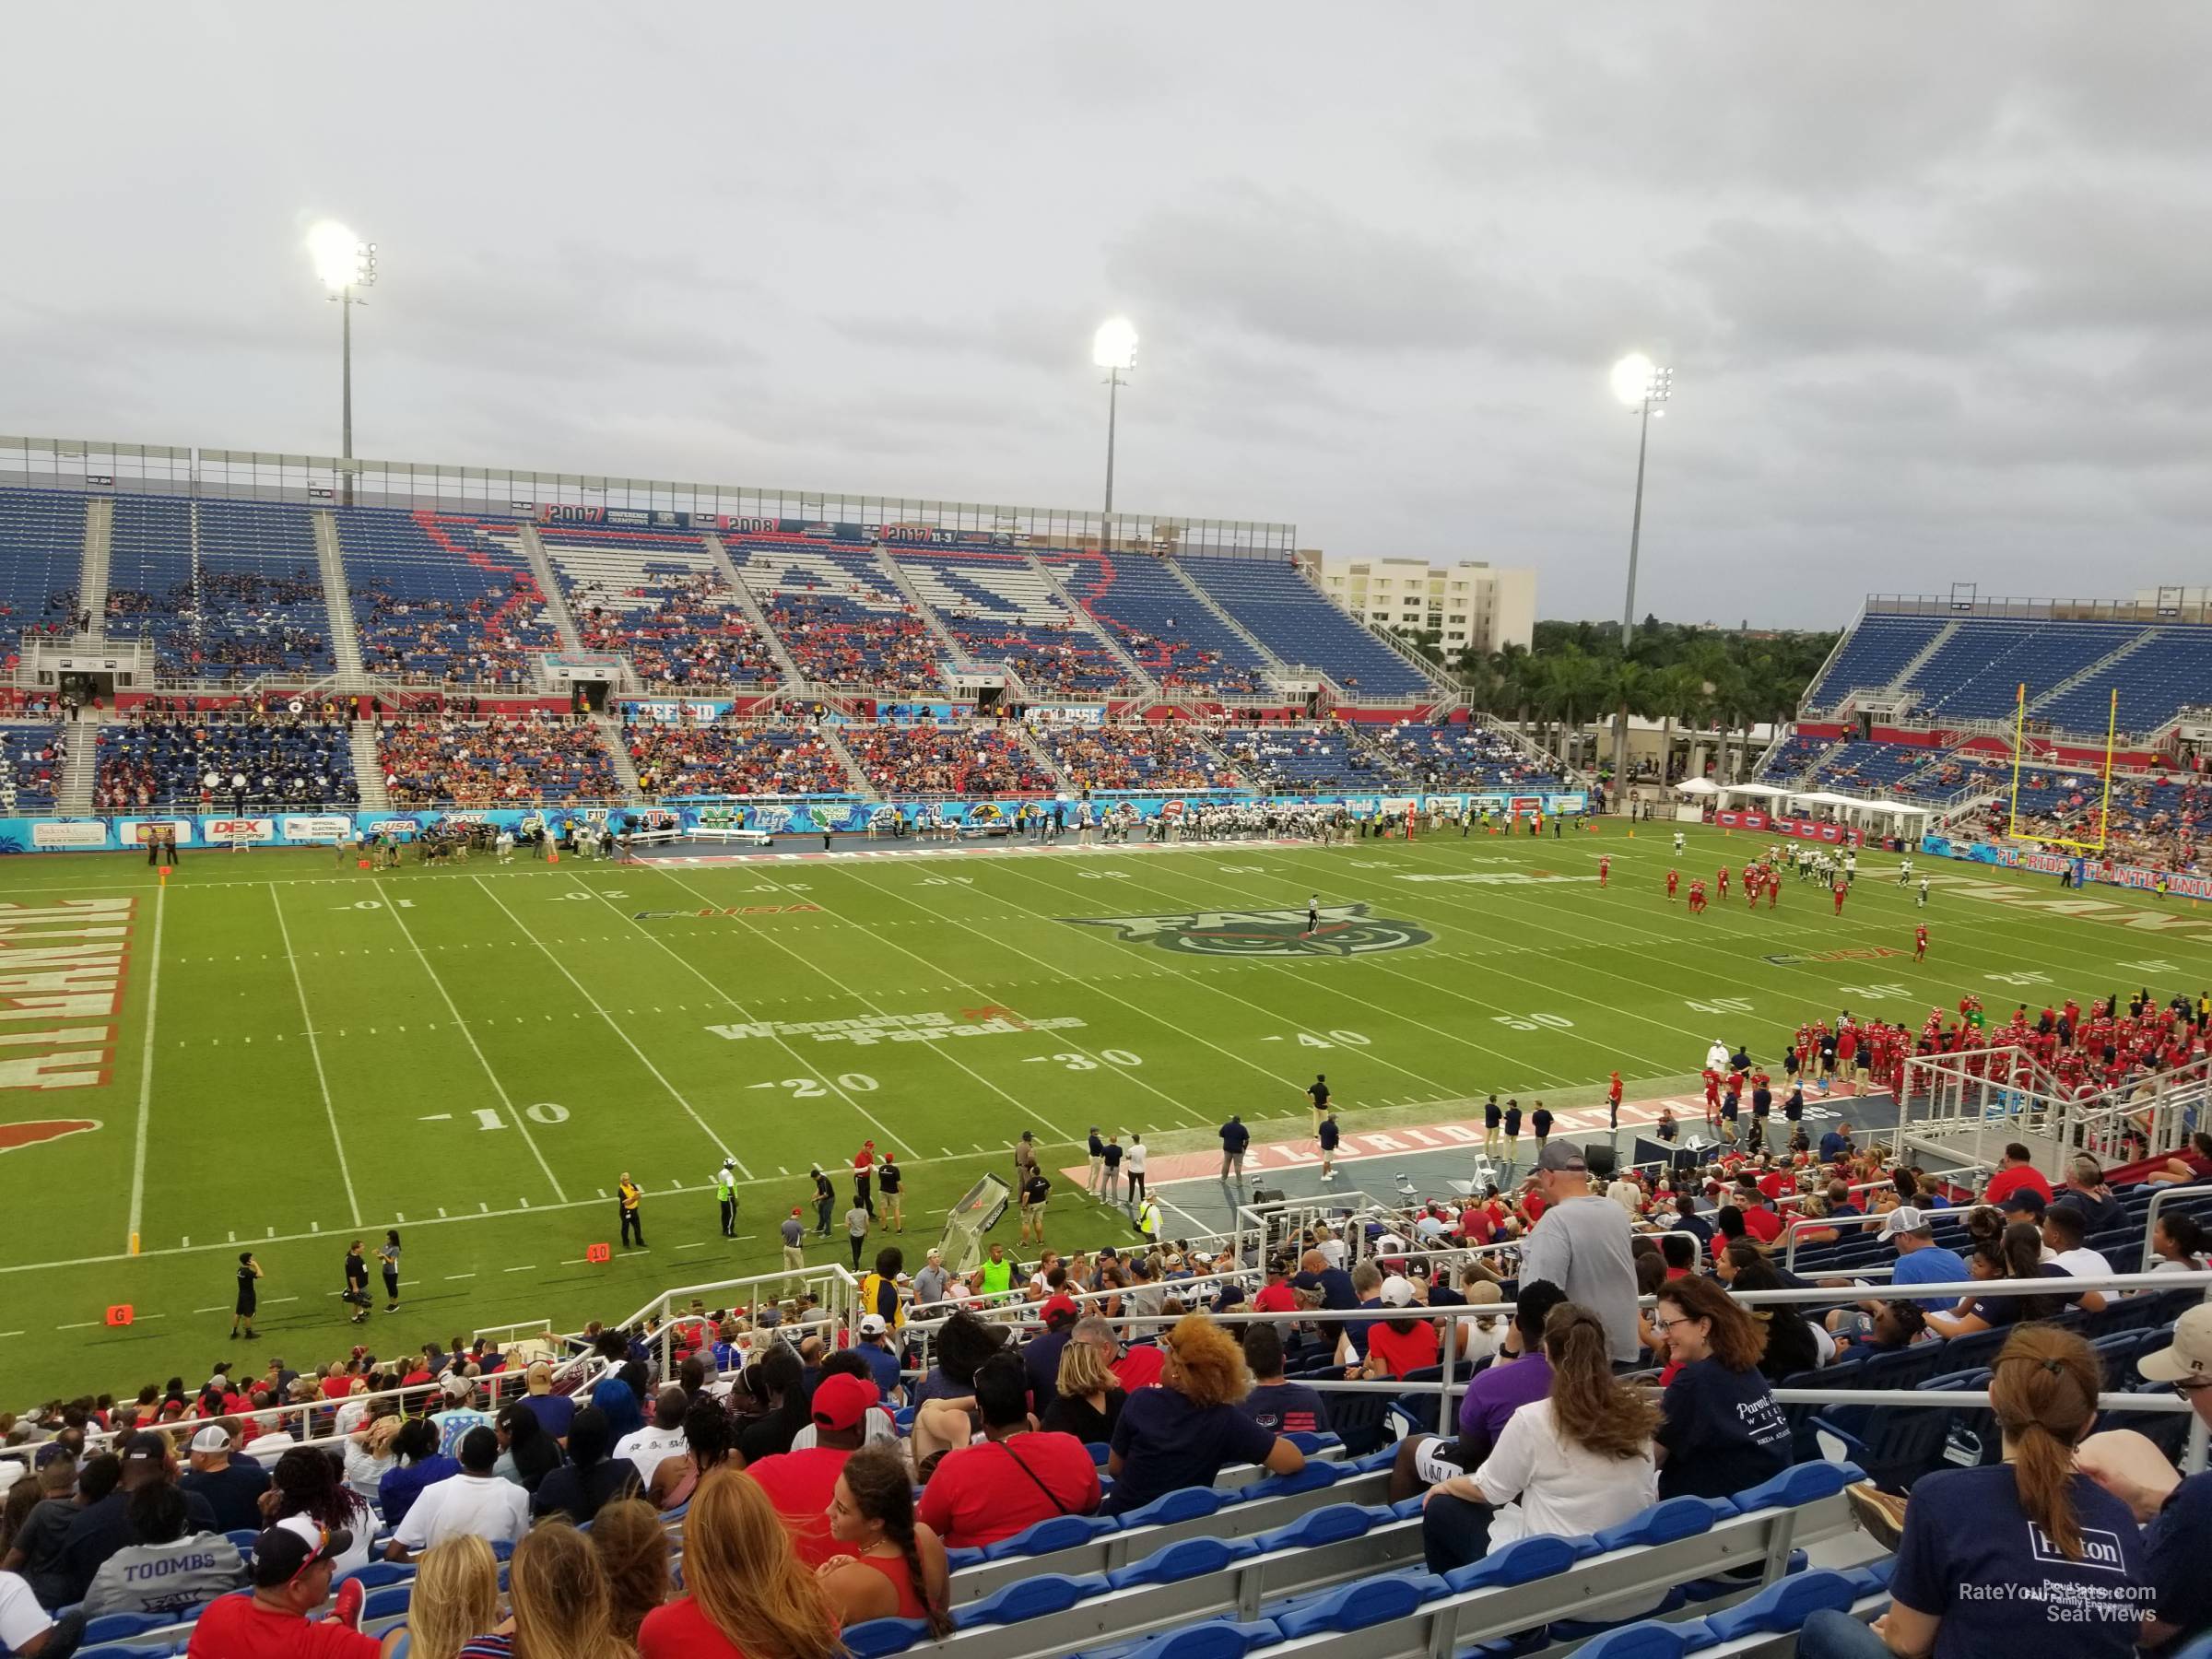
[1609, 352, 1672, 809]
[308, 221, 377, 503]
[1092, 318, 1138, 523]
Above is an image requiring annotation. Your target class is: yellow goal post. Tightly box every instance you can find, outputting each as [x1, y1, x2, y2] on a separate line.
[2006, 683, 2118, 851]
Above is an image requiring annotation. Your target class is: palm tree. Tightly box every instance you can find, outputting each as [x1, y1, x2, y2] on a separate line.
[1649, 664, 1703, 785]
[1490, 644, 1540, 735]
[1608, 658, 1655, 787]
[1538, 649, 1612, 771]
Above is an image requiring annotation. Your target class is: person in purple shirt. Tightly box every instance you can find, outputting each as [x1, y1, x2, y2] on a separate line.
[1386, 1279, 1568, 1501]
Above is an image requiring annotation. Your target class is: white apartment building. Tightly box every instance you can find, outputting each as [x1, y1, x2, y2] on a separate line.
[1300, 551, 1536, 656]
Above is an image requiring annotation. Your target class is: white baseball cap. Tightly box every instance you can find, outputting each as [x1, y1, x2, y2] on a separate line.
[189, 1425, 233, 1454]
[858, 1314, 888, 1336]
[1379, 1276, 1418, 1309]
[2139, 1304, 2212, 1386]
[1876, 1206, 1933, 1242]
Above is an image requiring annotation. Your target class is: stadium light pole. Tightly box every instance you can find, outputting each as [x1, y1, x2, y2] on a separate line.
[1608, 353, 1672, 811]
[1092, 318, 1138, 540]
[308, 221, 377, 504]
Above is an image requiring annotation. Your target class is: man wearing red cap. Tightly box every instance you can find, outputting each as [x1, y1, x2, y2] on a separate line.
[853, 1140, 877, 1218]
[743, 1372, 875, 1567]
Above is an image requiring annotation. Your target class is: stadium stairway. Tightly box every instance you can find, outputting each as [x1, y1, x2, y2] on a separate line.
[875, 547, 980, 675]
[1010, 720, 1075, 789]
[820, 724, 884, 797]
[311, 510, 368, 680]
[515, 524, 586, 651]
[593, 711, 645, 800]
[55, 735, 96, 818]
[350, 722, 391, 813]
[701, 532, 806, 690]
[76, 496, 112, 626]
[1030, 554, 1160, 700]
[1163, 559, 1294, 684]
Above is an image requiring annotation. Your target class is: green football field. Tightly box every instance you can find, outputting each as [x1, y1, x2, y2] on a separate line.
[6, 820, 2211, 1402]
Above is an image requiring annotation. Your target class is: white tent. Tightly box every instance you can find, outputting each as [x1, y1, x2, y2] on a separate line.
[1675, 778, 1721, 795]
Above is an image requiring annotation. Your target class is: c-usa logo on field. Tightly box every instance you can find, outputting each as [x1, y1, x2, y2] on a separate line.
[1065, 903, 1432, 959]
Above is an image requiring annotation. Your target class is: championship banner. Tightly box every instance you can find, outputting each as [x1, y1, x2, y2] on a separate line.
[623, 699, 737, 724]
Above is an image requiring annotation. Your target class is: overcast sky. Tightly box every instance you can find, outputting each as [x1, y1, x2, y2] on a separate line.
[3, 4, 2206, 627]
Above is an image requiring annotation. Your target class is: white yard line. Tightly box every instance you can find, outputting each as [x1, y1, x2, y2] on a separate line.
[567, 871, 920, 1152]
[272, 884, 362, 1226]
[124, 884, 166, 1250]
[370, 877, 568, 1203]
[470, 876, 748, 1178]
[658, 864, 1126, 1144]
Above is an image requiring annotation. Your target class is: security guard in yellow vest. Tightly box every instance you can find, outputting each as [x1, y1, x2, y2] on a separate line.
[618, 1173, 644, 1247]
[714, 1159, 737, 1238]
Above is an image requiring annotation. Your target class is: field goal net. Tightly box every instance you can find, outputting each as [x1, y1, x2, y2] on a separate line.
[936, 1173, 1011, 1277]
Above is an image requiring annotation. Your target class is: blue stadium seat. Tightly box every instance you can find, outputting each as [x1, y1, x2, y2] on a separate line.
[980, 1512, 1121, 1559]
[1271, 1571, 1445, 1638]
[1543, 1586, 1688, 1642]
[1231, 1463, 1338, 1502]
[1587, 1495, 1720, 1551]
[1113, 1487, 1223, 1527]
[954, 1571, 1112, 1629]
[1075, 1618, 1286, 1659]
[81, 1613, 172, 1645]
[1730, 1458, 1860, 1512]
[893, 550, 1134, 697]
[1052, 550, 1274, 697]
[1249, 1502, 1378, 1552]
[1572, 1623, 1701, 1659]
[841, 1615, 933, 1658]
[1440, 1532, 1587, 1593]
[1697, 1567, 1860, 1639]
[107, 496, 332, 677]
[1105, 1534, 1260, 1589]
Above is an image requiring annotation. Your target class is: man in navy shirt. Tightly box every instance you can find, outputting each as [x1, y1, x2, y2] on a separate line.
[1318, 1107, 1341, 1183]
[1218, 1115, 1251, 1184]
[1500, 1100, 1523, 1176]
[1818, 1119, 1854, 1163]
[1529, 1103, 1552, 1154]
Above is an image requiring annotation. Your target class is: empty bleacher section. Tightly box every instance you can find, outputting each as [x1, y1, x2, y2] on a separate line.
[1050, 551, 1276, 697]
[1219, 727, 1401, 793]
[725, 540, 950, 690]
[1899, 618, 2141, 719]
[532, 527, 780, 688]
[1036, 724, 1242, 792]
[893, 551, 1134, 697]
[2039, 627, 2212, 736]
[94, 716, 358, 812]
[0, 725, 65, 810]
[1178, 557, 1431, 698]
[104, 498, 331, 679]
[1365, 723, 1560, 791]
[846, 724, 1055, 795]
[376, 715, 618, 806]
[334, 509, 562, 686]
[1803, 615, 1947, 712]
[0, 488, 87, 663]
[628, 721, 851, 797]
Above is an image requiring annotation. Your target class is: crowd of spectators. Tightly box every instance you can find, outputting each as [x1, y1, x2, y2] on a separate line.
[574, 573, 781, 690]
[2, 1088, 2208, 1658]
[1094, 619, 1272, 698]
[355, 575, 559, 688]
[95, 711, 358, 813]
[379, 716, 620, 807]
[942, 620, 1129, 697]
[0, 725, 65, 812]
[1033, 724, 1241, 792]
[628, 719, 851, 798]
[845, 724, 1055, 795]
[1367, 723, 1559, 790]
[765, 604, 944, 690]
[108, 569, 333, 678]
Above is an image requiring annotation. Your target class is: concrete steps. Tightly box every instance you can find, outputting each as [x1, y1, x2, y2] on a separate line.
[349, 723, 390, 814]
[312, 510, 367, 680]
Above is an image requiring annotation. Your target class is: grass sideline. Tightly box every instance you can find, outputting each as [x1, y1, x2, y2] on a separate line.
[5, 821, 2210, 1401]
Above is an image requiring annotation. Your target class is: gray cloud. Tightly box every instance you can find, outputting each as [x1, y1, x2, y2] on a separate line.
[0, 1, 2204, 625]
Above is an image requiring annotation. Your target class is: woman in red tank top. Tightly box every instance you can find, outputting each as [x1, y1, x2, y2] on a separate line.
[817, 1444, 951, 1634]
